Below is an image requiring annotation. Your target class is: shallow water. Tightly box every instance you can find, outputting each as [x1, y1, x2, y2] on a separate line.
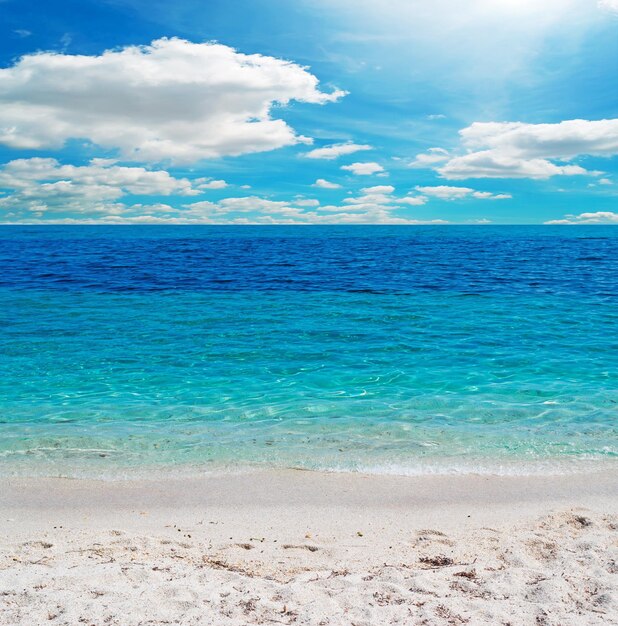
[1, 225, 617, 477]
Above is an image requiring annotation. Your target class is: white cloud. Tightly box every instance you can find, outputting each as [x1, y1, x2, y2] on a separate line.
[471, 191, 512, 199]
[150, 184, 504, 226]
[196, 179, 228, 190]
[409, 147, 450, 168]
[305, 142, 372, 159]
[461, 119, 618, 159]
[599, 178, 613, 185]
[0, 38, 345, 164]
[343, 194, 391, 207]
[217, 196, 295, 214]
[416, 185, 472, 199]
[361, 185, 394, 194]
[331, 186, 430, 213]
[0, 158, 198, 195]
[399, 196, 428, 206]
[180, 191, 446, 224]
[312, 178, 342, 189]
[0, 157, 202, 217]
[436, 119, 618, 179]
[415, 185, 511, 200]
[439, 153, 589, 179]
[339, 185, 397, 210]
[341, 162, 385, 175]
[545, 211, 618, 224]
[3, 188, 449, 224]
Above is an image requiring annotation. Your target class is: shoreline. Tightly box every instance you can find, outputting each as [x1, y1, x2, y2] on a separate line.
[2, 470, 617, 624]
[1, 453, 616, 482]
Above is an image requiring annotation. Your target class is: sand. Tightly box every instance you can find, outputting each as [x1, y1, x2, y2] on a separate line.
[1, 469, 617, 625]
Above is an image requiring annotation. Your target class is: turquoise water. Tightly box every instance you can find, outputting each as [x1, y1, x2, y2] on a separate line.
[1, 226, 617, 477]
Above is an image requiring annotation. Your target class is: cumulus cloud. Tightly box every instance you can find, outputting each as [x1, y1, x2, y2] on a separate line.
[341, 162, 385, 175]
[435, 119, 618, 179]
[0, 157, 200, 217]
[323, 185, 430, 214]
[415, 185, 511, 200]
[3, 187, 448, 224]
[342, 186, 394, 207]
[399, 196, 428, 206]
[304, 142, 372, 159]
[0, 158, 453, 224]
[439, 153, 589, 179]
[361, 185, 394, 194]
[0, 38, 345, 163]
[179, 187, 451, 223]
[545, 211, 618, 224]
[196, 179, 228, 190]
[409, 147, 450, 168]
[181, 193, 443, 224]
[312, 178, 342, 189]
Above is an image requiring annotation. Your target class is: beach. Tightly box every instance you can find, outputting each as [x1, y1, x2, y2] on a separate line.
[2, 469, 617, 625]
[1, 227, 617, 624]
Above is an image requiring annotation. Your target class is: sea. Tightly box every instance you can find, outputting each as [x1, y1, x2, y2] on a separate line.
[0, 225, 616, 478]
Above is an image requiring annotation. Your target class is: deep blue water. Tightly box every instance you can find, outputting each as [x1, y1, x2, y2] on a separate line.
[1, 225, 617, 477]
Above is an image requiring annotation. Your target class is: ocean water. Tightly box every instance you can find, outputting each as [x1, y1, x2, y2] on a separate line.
[0, 225, 617, 478]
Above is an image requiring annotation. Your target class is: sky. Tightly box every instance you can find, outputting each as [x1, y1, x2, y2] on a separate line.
[0, 0, 618, 224]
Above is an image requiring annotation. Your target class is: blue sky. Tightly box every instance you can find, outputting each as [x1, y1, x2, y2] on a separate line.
[1, 0, 618, 224]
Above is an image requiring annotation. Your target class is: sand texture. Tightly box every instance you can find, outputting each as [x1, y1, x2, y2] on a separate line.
[1, 470, 617, 625]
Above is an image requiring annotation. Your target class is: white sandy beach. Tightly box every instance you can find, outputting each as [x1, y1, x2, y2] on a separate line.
[1, 469, 617, 625]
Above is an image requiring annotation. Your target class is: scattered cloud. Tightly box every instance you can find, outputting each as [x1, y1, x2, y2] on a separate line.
[341, 162, 385, 175]
[305, 142, 372, 159]
[0, 38, 345, 164]
[360, 185, 394, 194]
[545, 211, 618, 224]
[313, 178, 342, 189]
[195, 179, 228, 190]
[182, 193, 445, 224]
[399, 196, 428, 206]
[0, 169, 449, 224]
[318, 185, 430, 214]
[409, 147, 450, 168]
[440, 154, 589, 179]
[342, 186, 394, 207]
[435, 119, 618, 179]
[415, 185, 511, 200]
[13, 29, 31, 38]
[0, 157, 200, 217]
